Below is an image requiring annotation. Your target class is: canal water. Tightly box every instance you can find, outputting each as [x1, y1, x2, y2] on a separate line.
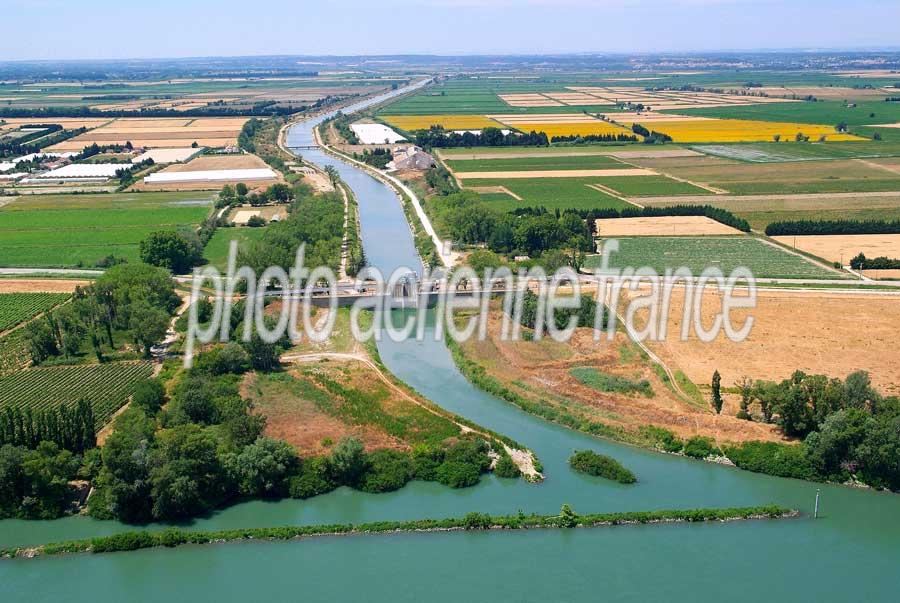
[2, 83, 898, 602]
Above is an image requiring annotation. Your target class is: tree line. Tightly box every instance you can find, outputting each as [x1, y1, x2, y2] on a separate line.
[0, 400, 95, 453]
[0, 126, 85, 159]
[850, 253, 900, 270]
[414, 126, 549, 148]
[765, 219, 900, 236]
[512, 203, 751, 233]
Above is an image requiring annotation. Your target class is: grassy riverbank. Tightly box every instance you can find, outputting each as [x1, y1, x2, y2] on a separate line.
[2, 505, 795, 559]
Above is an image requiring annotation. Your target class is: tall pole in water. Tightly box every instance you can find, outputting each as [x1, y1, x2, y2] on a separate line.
[814, 488, 821, 519]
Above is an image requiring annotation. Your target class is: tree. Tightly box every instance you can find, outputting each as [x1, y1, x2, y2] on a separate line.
[558, 503, 578, 528]
[737, 376, 754, 420]
[235, 182, 249, 197]
[132, 379, 166, 415]
[711, 370, 723, 414]
[129, 300, 169, 358]
[138, 230, 200, 274]
[331, 436, 366, 485]
[324, 165, 339, 187]
[224, 437, 298, 498]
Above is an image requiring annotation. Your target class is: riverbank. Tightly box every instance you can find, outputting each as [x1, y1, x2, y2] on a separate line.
[2, 505, 796, 560]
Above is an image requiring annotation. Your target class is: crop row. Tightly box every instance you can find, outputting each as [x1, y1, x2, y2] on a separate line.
[0, 293, 69, 333]
[0, 361, 154, 429]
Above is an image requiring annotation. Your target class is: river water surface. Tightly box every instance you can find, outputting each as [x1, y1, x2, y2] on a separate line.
[2, 83, 898, 602]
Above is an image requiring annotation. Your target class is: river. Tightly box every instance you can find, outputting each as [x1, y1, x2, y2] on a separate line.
[1, 82, 898, 602]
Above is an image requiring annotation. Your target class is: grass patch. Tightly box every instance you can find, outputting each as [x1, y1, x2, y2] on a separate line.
[462, 177, 632, 211]
[584, 235, 842, 279]
[0, 192, 213, 268]
[202, 227, 267, 270]
[569, 366, 653, 397]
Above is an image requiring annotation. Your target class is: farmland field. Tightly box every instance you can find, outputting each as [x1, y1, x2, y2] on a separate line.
[622, 118, 861, 143]
[0, 192, 214, 268]
[446, 155, 628, 172]
[0, 329, 29, 377]
[693, 140, 900, 162]
[203, 227, 267, 270]
[631, 157, 900, 195]
[0, 293, 69, 333]
[381, 114, 503, 131]
[0, 360, 154, 429]
[772, 234, 900, 265]
[585, 235, 843, 279]
[594, 175, 713, 196]
[460, 177, 633, 211]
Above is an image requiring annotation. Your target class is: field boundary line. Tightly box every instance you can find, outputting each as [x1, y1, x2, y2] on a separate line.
[854, 158, 900, 176]
[755, 234, 853, 279]
[585, 183, 643, 208]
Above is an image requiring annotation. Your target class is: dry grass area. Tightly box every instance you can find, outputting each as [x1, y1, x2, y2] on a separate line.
[228, 205, 288, 224]
[0, 279, 88, 293]
[595, 215, 742, 236]
[640, 287, 900, 395]
[459, 308, 782, 443]
[773, 234, 900, 265]
[245, 369, 406, 457]
[752, 86, 892, 100]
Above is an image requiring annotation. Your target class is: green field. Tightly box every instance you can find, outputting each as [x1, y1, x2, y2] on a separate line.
[585, 236, 843, 279]
[0, 361, 154, 429]
[694, 141, 900, 162]
[0, 192, 213, 268]
[597, 176, 713, 197]
[462, 177, 633, 211]
[203, 227, 268, 270]
[0, 293, 69, 332]
[447, 155, 627, 172]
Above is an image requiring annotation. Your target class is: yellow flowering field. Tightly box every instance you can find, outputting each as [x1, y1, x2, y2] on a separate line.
[634, 119, 863, 142]
[506, 121, 634, 138]
[381, 115, 502, 131]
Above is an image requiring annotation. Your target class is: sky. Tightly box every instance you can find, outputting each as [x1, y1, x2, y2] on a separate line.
[2, 0, 899, 61]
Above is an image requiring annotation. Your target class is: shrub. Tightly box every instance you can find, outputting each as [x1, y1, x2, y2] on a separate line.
[639, 425, 683, 453]
[436, 461, 482, 488]
[568, 450, 636, 484]
[91, 531, 156, 553]
[358, 450, 413, 493]
[289, 457, 337, 499]
[683, 436, 716, 459]
[724, 441, 816, 480]
[494, 454, 521, 479]
[131, 378, 166, 414]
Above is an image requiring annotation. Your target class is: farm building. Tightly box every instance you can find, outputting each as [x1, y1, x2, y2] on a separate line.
[23, 163, 132, 182]
[350, 123, 406, 145]
[144, 168, 278, 184]
[386, 146, 434, 171]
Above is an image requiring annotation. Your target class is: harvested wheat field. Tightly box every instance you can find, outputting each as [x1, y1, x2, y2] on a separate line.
[0, 279, 89, 293]
[595, 216, 742, 237]
[47, 117, 248, 150]
[773, 234, 900, 265]
[638, 287, 900, 395]
[457, 308, 782, 443]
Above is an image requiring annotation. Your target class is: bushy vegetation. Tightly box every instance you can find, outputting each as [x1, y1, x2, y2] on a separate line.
[568, 450, 636, 483]
[427, 191, 593, 260]
[730, 370, 900, 491]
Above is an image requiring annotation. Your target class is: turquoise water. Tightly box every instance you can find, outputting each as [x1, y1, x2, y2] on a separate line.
[2, 83, 899, 601]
